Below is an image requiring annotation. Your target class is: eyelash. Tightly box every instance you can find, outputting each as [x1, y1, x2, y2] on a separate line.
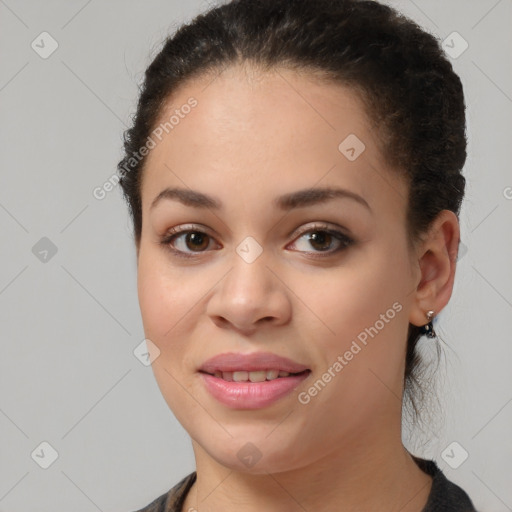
[159, 223, 355, 260]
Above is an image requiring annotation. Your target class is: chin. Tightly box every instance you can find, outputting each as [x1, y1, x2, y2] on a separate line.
[201, 436, 307, 475]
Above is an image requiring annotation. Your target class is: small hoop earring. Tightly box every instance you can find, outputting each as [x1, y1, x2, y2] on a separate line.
[419, 309, 436, 338]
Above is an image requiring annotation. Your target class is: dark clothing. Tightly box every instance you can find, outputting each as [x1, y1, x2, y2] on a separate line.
[412, 456, 478, 511]
[133, 456, 478, 511]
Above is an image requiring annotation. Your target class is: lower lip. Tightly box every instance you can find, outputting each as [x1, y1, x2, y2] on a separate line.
[199, 371, 311, 409]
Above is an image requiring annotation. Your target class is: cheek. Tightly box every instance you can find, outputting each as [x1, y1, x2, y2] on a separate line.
[137, 262, 170, 341]
[136, 247, 213, 373]
[137, 251, 199, 416]
[303, 257, 407, 338]
[296, 240, 411, 380]
[137, 248, 191, 341]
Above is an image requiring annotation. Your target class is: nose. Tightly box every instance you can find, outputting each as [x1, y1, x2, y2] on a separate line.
[206, 251, 292, 336]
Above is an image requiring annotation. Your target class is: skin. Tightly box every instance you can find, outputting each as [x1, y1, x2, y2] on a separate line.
[135, 64, 460, 512]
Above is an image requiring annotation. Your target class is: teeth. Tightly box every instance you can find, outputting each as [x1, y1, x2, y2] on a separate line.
[212, 369, 293, 381]
[249, 371, 267, 382]
[266, 369, 279, 380]
[233, 371, 249, 382]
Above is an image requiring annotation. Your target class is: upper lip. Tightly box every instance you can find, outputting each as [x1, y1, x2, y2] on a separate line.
[199, 352, 310, 374]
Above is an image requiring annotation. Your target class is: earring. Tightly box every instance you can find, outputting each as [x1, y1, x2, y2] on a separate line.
[419, 310, 436, 338]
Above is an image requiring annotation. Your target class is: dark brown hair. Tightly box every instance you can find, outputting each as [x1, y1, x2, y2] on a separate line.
[117, 0, 467, 428]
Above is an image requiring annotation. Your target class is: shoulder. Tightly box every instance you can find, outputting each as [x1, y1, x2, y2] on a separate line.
[413, 456, 479, 512]
[131, 471, 197, 512]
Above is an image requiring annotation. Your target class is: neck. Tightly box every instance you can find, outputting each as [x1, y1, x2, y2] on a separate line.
[182, 424, 432, 512]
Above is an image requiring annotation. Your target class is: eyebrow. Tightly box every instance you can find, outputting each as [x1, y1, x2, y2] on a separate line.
[150, 186, 372, 213]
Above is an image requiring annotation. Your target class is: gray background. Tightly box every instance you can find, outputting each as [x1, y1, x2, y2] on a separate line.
[0, 0, 511, 510]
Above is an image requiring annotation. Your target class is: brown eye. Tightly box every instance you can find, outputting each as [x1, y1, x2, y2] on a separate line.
[307, 231, 334, 252]
[165, 231, 213, 253]
[159, 226, 219, 259]
[182, 232, 210, 251]
[160, 223, 354, 260]
[288, 224, 354, 257]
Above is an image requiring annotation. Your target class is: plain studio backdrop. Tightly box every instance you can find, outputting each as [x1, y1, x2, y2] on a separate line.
[0, 1, 511, 511]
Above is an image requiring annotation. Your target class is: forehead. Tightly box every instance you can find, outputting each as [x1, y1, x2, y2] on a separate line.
[140, 64, 407, 217]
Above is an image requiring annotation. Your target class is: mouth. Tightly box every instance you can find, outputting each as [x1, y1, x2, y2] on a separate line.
[199, 369, 311, 382]
[199, 368, 312, 409]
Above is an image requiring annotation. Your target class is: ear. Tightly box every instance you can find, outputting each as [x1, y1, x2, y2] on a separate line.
[409, 210, 461, 327]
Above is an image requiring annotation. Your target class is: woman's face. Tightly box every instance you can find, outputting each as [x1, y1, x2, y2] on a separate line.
[136, 65, 420, 473]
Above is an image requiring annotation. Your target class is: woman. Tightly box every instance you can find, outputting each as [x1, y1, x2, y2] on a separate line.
[118, 0, 477, 510]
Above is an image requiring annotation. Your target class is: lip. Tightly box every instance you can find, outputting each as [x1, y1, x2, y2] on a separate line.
[198, 351, 310, 374]
[198, 352, 311, 409]
[199, 371, 311, 409]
